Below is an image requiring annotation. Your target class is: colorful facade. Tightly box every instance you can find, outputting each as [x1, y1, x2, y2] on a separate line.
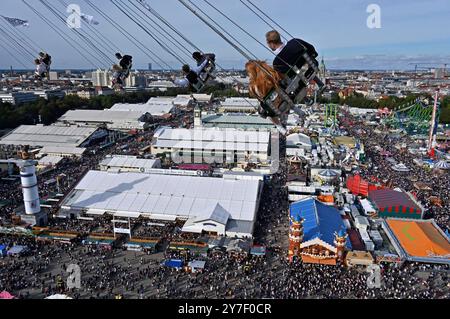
[289, 198, 351, 265]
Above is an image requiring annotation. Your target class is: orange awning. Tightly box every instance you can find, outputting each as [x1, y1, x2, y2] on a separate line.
[387, 219, 450, 257]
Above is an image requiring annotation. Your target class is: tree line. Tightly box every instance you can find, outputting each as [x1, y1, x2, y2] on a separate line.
[1, 87, 448, 130]
[0, 84, 245, 130]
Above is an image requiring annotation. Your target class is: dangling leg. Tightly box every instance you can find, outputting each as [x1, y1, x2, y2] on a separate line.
[270, 116, 287, 135]
[291, 105, 306, 118]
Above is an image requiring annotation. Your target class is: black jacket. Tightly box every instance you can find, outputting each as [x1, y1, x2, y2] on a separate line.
[42, 54, 52, 66]
[197, 53, 216, 66]
[273, 39, 318, 77]
[186, 71, 199, 85]
[120, 55, 133, 69]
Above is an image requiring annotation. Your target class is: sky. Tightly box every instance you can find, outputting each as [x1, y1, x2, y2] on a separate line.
[0, 0, 449, 70]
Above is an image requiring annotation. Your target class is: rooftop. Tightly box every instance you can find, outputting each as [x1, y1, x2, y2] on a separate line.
[58, 109, 147, 123]
[0, 125, 97, 148]
[62, 170, 260, 223]
[290, 198, 351, 249]
[369, 189, 421, 212]
[385, 218, 450, 263]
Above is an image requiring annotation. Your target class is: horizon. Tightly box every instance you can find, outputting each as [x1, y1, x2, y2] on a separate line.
[0, 66, 444, 73]
[0, 0, 449, 70]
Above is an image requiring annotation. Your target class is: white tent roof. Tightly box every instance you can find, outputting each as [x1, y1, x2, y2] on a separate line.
[45, 294, 72, 299]
[63, 171, 260, 223]
[195, 203, 231, 225]
[319, 169, 338, 177]
[435, 160, 450, 170]
[0, 125, 97, 147]
[100, 156, 160, 170]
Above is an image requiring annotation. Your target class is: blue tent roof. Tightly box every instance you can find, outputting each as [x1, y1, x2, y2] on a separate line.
[290, 198, 351, 249]
[164, 259, 184, 268]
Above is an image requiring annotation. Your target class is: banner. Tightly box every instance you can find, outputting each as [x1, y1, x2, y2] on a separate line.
[114, 228, 131, 235]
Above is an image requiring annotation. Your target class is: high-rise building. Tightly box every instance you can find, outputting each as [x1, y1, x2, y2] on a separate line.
[49, 71, 59, 81]
[148, 63, 152, 71]
[434, 68, 445, 79]
[92, 69, 111, 87]
[319, 56, 327, 83]
[125, 73, 147, 88]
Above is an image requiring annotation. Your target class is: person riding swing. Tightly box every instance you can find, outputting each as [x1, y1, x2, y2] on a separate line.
[174, 59, 209, 92]
[246, 31, 325, 133]
[35, 52, 52, 80]
[266, 30, 324, 105]
[112, 53, 133, 89]
[192, 51, 216, 82]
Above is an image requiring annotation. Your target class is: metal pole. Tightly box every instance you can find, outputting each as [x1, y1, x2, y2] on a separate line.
[428, 89, 439, 152]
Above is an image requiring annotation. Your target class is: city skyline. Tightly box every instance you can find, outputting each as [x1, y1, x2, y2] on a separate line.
[0, 0, 449, 70]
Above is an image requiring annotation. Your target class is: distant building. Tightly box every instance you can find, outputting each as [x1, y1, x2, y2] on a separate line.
[151, 127, 271, 164]
[198, 113, 274, 131]
[148, 63, 152, 71]
[125, 72, 147, 88]
[148, 80, 176, 91]
[0, 124, 99, 158]
[286, 133, 313, 153]
[92, 69, 111, 87]
[33, 90, 65, 100]
[95, 86, 114, 96]
[218, 98, 259, 113]
[60, 170, 262, 238]
[76, 89, 96, 99]
[58, 109, 151, 131]
[49, 71, 59, 81]
[176, 94, 212, 104]
[110, 100, 174, 117]
[338, 88, 354, 100]
[0, 92, 38, 105]
[434, 68, 446, 79]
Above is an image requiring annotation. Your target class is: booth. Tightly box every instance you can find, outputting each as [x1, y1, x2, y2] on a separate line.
[164, 259, 184, 270]
[187, 260, 206, 273]
[7, 245, 28, 256]
[0, 291, 15, 299]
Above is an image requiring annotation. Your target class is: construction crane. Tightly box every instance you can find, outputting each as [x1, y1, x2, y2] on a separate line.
[409, 63, 449, 86]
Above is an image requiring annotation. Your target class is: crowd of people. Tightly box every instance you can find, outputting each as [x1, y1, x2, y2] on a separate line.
[341, 111, 449, 232]
[0, 105, 448, 300]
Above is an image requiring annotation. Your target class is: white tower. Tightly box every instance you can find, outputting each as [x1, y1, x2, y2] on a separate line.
[194, 106, 202, 128]
[19, 159, 41, 215]
[0, 147, 47, 226]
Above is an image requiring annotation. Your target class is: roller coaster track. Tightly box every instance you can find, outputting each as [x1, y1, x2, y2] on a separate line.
[385, 99, 441, 134]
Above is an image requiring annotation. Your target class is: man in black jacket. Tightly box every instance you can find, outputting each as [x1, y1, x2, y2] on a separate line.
[266, 30, 318, 78]
[192, 52, 216, 67]
[174, 59, 209, 90]
[115, 53, 133, 75]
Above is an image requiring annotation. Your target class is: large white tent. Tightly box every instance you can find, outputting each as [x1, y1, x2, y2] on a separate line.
[61, 171, 262, 238]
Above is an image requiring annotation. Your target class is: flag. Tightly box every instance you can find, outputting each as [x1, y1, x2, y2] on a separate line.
[1, 16, 29, 27]
[80, 13, 99, 26]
